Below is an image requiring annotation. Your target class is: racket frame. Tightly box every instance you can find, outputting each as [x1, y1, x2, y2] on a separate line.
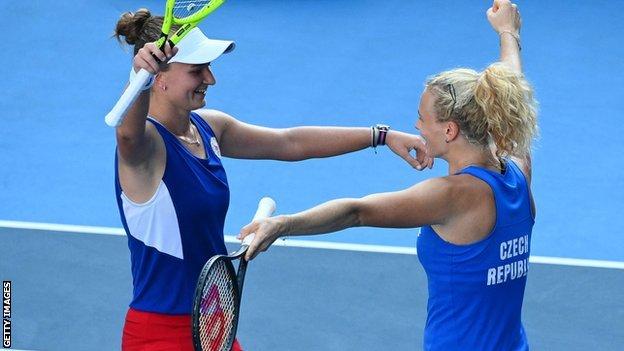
[192, 197, 275, 351]
[192, 246, 249, 351]
[153, 0, 175, 50]
[168, 0, 226, 47]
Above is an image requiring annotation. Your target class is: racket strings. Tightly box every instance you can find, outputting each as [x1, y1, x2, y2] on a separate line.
[173, 0, 212, 19]
[198, 260, 238, 351]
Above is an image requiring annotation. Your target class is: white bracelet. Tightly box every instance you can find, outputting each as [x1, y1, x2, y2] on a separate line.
[371, 126, 377, 148]
[499, 30, 521, 51]
[129, 68, 155, 91]
[370, 124, 390, 154]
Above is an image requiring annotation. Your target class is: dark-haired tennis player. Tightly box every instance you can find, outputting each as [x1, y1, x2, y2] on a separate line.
[241, 1, 535, 350]
[112, 8, 430, 351]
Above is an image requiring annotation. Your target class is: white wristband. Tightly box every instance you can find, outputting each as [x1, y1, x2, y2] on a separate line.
[129, 68, 155, 91]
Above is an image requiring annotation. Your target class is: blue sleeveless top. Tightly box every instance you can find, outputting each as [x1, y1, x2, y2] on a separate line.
[416, 159, 533, 351]
[114, 112, 230, 314]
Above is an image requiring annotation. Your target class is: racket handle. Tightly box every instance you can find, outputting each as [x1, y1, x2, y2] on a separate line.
[253, 197, 276, 221]
[242, 197, 276, 246]
[104, 69, 154, 127]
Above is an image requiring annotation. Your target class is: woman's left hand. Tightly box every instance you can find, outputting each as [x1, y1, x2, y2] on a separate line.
[386, 131, 434, 170]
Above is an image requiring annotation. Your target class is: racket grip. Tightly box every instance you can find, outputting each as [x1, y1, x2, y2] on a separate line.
[241, 197, 276, 246]
[242, 233, 256, 246]
[253, 197, 276, 221]
[104, 69, 154, 127]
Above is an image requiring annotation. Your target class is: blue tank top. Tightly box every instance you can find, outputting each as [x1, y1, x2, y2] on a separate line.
[416, 159, 534, 351]
[114, 112, 230, 314]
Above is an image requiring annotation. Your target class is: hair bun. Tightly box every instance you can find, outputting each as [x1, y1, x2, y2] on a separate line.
[114, 8, 152, 45]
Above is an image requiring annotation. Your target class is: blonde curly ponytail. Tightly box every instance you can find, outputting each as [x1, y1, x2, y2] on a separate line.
[474, 63, 538, 157]
[425, 63, 538, 157]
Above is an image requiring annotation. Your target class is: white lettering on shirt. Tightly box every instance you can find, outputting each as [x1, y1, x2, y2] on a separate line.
[487, 234, 530, 286]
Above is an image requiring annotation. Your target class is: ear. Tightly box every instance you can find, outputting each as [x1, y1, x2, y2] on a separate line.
[154, 72, 167, 91]
[154, 72, 164, 84]
[445, 121, 460, 142]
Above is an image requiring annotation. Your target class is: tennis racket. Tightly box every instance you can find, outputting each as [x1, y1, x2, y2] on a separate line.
[105, 0, 226, 127]
[192, 197, 276, 351]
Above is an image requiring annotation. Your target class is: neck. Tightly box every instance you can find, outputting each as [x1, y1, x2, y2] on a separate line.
[148, 100, 191, 136]
[444, 143, 500, 175]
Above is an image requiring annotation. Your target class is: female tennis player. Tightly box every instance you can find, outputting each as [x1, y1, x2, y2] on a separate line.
[241, 1, 535, 350]
[112, 8, 430, 351]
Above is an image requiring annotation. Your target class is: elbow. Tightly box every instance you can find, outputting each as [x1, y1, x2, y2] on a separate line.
[265, 129, 305, 162]
[350, 199, 366, 227]
[280, 129, 309, 161]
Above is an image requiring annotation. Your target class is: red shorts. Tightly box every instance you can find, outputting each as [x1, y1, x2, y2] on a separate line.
[122, 308, 243, 351]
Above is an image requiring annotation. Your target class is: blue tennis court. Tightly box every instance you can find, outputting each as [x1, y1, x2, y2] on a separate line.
[1, 0, 623, 350]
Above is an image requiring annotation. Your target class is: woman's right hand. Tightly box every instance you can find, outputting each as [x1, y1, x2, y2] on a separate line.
[238, 216, 286, 261]
[132, 42, 177, 74]
[487, 0, 521, 35]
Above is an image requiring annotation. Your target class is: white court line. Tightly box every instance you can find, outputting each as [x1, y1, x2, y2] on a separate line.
[0, 220, 124, 236]
[2, 220, 623, 270]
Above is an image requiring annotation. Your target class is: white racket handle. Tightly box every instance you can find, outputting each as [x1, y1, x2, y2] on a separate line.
[104, 69, 154, 127]
[243, 197, 276, 246]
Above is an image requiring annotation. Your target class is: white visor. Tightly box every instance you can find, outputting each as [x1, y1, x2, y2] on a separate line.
[168, 28, 235, 64]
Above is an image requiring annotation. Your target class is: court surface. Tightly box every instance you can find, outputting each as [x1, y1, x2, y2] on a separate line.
[1, 0, 623, 350]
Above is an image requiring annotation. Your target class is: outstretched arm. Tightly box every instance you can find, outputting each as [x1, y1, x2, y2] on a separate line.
[239, 177, 452, 260]
[200, 109, 433, 170]
[487, 0, 523, 74]
[488, 0, 534, 193]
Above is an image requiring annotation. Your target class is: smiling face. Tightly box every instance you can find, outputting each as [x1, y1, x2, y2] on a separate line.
[416, 89, 451, 158]
[158, 62, 215, 111]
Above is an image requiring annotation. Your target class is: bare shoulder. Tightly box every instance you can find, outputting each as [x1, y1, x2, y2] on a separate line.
[413, 176, 463, 216]
[417, 176, 456, 195]
[510, 155, 536, 216]
[510, 155, 532, 184]
[449, 174, 496, 223]
[195, 108, 231, 119]
[399, 176, 457, 204]
[434, 174, 497, 244]
[447, 173, 495, 209]
[194, 109, 235, 141]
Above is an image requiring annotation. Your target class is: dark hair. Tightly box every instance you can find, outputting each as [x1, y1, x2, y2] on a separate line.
[114, 8, 180, 55]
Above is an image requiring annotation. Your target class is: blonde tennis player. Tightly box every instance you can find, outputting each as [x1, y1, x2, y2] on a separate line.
[241, 1, 536, 350]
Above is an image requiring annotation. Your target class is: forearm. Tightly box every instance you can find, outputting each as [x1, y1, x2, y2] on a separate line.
[499, 32, 522, 74]
[116, 90, 150, 140]
[116, 40, 172, 139]
[285, 127, 371, 160]
[115, 90, 154, 165]
[278, 198, 362, 237]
